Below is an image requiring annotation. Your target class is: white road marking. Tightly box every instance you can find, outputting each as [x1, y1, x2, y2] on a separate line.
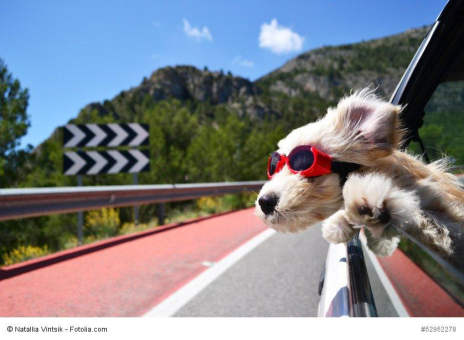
[360, 233, 410, 317]
[144, 228, 276, 317]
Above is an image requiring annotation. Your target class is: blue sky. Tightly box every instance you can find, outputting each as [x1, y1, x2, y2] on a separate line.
[1, 0, 447, 147]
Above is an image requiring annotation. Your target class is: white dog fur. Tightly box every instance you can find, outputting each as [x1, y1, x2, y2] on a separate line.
[255, 89, 464, 257]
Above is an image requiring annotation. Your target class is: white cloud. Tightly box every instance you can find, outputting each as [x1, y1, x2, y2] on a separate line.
[259, 19, 304, 54]
[183, 19, 213, 42]
[231, 55, 254, 67]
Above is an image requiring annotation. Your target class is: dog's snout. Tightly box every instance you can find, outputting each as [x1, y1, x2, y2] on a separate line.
[376, 209, 391, 224]
[259, 194, 279, 215]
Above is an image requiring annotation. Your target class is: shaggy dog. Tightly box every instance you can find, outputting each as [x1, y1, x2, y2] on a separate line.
[255, 89, 464, 257]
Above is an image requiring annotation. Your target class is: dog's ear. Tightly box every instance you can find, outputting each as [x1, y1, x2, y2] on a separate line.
[334, 89, 403, 152]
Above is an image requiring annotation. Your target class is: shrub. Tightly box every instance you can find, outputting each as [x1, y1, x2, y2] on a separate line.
[2, 245, 49, 266]
[196, 196, 220, 213]
[85, 208, 120, 238]
[118, 222, 152, 236]
[196, 194, 251, 214]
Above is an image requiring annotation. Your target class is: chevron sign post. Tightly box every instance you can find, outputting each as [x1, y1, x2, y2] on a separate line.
[63, 123, 150, 243]
[63, 123, 149, 148]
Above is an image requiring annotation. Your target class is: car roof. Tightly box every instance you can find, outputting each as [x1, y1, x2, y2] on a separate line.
[390, 0, 464, 146]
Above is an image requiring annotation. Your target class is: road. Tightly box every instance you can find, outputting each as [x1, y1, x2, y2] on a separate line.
[174, 221, 398, 317]
[0, 209, 266, 316]
[176, 225, 328, 317]
[0, 208, 399, 317]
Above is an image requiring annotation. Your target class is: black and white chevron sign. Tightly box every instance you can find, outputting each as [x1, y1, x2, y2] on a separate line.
[63, 150, 150, 176]
[63, 124, 149, 148]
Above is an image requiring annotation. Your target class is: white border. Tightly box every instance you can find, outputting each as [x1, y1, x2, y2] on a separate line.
[144, 228, 276, 317]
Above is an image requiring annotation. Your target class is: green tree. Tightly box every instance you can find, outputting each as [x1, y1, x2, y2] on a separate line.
[0, 58, 31, 187]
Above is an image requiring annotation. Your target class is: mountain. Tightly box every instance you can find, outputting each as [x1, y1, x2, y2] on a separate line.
[68, 26, 429, 128]
[257, 26, 429, 100]
[75, 66, 272, 124]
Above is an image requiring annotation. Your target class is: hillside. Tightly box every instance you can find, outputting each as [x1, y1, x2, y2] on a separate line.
[258, 26, 429, 100]
[63, 26, 430, 129]
[76, 66, 273, 123]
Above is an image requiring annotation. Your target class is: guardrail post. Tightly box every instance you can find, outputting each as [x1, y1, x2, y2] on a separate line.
[77, 175, 83, 245]
[133, 173, 139, 226]
[157, 203, 165, 226]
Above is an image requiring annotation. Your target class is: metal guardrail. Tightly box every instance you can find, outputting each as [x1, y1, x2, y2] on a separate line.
[0, 181, 265, 221]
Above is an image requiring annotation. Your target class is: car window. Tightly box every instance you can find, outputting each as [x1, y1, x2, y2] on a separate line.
[408, 80, 464, 171]
[405, 79, 464, 305]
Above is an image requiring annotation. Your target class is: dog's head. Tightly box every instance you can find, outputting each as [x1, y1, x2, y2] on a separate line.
[255, 89, 403, 233]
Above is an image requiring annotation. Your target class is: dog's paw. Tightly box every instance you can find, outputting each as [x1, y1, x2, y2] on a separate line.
[322, 210, 357, 244]
[343, 173, 396, 228]
[364, 228, 400, 257]
[356, 199, 391, 225]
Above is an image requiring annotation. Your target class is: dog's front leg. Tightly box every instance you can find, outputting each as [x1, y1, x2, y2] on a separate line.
[321, 209, 358, 244]
[343, 173, 422, 227]
[363, 226, 401, 257]
[321, 172, 404, 245]
[321, 208, 400, 257]
[342, 173, 422, 256]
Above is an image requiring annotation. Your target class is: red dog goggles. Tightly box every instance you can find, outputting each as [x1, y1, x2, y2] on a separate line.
[267, 145, 361, 183]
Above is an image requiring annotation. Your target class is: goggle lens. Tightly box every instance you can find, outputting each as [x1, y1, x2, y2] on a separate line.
[268, 152, 281, 176]
[288, 146, 315, 171]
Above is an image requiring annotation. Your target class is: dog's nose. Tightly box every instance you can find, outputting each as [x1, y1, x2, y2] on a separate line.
[259, 194, 279, 215]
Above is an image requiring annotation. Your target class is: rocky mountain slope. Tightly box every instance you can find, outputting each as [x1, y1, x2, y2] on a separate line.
[257, 26, 429, 100]
[71, 25, 429, 127]
[77, 66, 271, 123]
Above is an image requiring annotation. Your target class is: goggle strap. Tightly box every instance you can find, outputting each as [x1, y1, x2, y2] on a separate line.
[331, 161, 362, 186]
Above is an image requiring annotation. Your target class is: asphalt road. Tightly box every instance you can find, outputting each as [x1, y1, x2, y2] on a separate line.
[175, 223, 398, 317]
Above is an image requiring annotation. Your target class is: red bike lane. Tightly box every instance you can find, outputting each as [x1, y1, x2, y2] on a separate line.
[0, 208, 267, 317]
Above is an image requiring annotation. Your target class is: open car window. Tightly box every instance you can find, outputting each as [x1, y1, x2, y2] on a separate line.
[405, 78, 464, 305]
[372, 1, 464, 313]
[408, 46, 464, 172]
[400, 36, 464, 307]
[406, 46, 464, 301]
